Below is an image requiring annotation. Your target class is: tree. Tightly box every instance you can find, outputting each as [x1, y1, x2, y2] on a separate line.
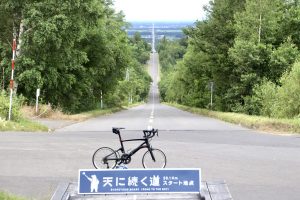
[252, 61, 300, 118]
[159, 0, 300, 117]
[130, 32, 151, 64]
[281, 1, 300, 48]
[15, 0, 103, 112]
[269, 38, 299, 82]
[157, 37, 187, 102]
[164, 0, 246, 110]
[228, 0, 286, 113]
[0, 0, 151, 113]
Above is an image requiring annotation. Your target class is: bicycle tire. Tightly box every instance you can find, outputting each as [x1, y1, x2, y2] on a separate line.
[92, 147, 118, 169]
[142, 148, 167, 168]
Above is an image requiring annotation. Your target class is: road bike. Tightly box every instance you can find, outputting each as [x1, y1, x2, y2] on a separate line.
[92, 128, 167, 169]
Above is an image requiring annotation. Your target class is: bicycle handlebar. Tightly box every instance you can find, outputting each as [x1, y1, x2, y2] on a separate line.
[112, 127, 159, 138]
[143, 129, 158, 138]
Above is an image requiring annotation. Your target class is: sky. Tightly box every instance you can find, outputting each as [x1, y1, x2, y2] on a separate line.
[113, 0, 210, 22]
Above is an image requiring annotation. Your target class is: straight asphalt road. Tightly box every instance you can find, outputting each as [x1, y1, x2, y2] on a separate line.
[0, 53, 300, 200]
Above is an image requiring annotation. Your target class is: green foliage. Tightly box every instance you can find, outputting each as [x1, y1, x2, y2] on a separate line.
[102, 31, 151, 107]
[115, 51, 151, 106]
[227, 0, 285, 111]
[157, 37, 188, 102]
[245, 80, 277, 116]
[162, 50, 211, 108]
[0, 91, 24, 121]
[281, 2, 300, 48]
[168, 102, 300, 134]
[130, 32, 151, 64]
[269, 38, 299, 82]
[252, 62, 300, 118]
[234, 0, 283, 44]
[228, 41, 273, 105]
[16, 0, 111, 113]
[159, 0, 245, 111]
[274, 62, 300, 118]
[0, 191, 27, 200]
[0, 41, 11, 90]
[0, 119, 48, 132]
[159, 0, 300, 120]
[0, 0, 151, 114]
[158, 37, 187, 72]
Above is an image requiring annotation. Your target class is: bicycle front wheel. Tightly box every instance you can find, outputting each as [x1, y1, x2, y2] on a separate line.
[92, 147, 118, 169]
[142, 148, 167, 168]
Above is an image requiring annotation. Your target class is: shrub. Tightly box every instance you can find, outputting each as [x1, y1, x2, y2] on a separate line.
[0, 91, 24, 121]
[251, 80, 277, 117]
[251, 61, 300, 118]
[274, 62, 300, 118]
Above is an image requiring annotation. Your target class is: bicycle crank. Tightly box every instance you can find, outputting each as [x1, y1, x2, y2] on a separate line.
[121, 153, 131, 164]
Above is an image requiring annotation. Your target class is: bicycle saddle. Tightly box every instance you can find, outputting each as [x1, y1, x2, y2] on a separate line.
[112, 127, 125, 134]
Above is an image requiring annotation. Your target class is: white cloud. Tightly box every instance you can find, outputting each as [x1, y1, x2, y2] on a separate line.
[114, 0, 210, 22]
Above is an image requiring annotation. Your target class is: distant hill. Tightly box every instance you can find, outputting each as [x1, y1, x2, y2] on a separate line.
[127, 21, 194, 43]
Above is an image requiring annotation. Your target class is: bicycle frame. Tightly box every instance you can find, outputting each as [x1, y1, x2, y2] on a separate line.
[118, 138, 151, 156]
[105, 133, 156, 164]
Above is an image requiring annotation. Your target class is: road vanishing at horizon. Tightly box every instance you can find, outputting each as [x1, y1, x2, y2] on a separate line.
[0, 53, 300, 200]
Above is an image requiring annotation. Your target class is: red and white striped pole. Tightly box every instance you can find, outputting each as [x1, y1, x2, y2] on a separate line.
[8, 38, 16, 120]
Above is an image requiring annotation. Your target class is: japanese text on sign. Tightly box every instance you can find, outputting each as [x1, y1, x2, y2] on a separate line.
[78, 169, 201, 194]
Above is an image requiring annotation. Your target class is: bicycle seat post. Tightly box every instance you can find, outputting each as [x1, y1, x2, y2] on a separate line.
[113, 128, 125, 153]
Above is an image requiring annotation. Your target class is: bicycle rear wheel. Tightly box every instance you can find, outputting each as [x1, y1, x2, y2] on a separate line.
[92, 147, 118, 169]
[142, 148, 167, 168]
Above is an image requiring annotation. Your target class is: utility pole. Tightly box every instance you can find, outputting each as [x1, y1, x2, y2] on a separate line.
[8, 37, 16, 120]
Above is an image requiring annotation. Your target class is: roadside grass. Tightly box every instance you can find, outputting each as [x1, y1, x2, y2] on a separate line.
[0, 102, 144, 132]
[0, 118, 48, 132]
[61, 103, 143, 121]
[166, 102, 300, 134]
[0, 191, 27, 200]
[53, 107, 125, 121]
[22, 102, 143, 121]
[1, 102, 144, 132]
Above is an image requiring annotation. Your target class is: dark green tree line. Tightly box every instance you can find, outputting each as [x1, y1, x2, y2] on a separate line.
[159, 0, 300, 118]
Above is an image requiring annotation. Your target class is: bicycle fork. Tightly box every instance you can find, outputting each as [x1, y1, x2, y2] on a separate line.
[149, 148, 156, 162]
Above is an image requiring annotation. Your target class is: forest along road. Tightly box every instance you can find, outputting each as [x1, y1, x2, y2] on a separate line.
[0, 53, 299, 200]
